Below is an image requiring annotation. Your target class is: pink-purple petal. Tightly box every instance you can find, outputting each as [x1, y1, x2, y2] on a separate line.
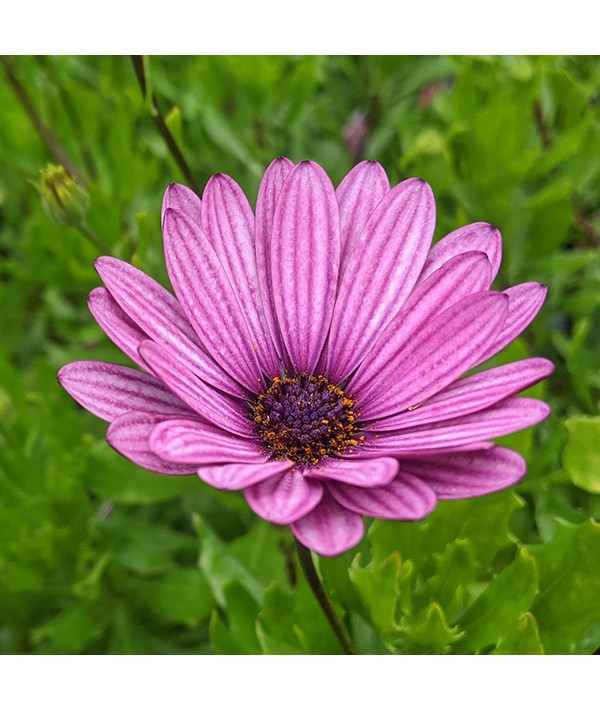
[327, 472, 437, 520]
[57, 360, 194, 422]
[138, 340, 254, 438]
[244, 469, 323, 525]
[372, 357, 555, 432]
[364, 397, 550, 454]
[107, 411, 197, 475]
[162, 208, 263, 392]
[337, 160, 390, 270]
[326, 178, 436, 382]
[476, 282, 548, 364]
[270, 160, 341, 373]
[399, 446, 526, 499]
[305, 457, 399, 487]
[95, 256, 244, 397]
[290, 493, 365, 557]
[198, 460, 293, 491]
[418, 222, 502, 286]
[201, 173, 280, 376]
[350, 251, 493, 397]
[161, 183, 202, 228]
[355, 291, 509, 420]
[255, 156, 295, 361]
[149, 419, 269, 465]
[87, 287, 148, 369]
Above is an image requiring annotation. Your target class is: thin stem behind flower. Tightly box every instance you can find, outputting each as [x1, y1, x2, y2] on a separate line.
[295, 539, 355, 655]
[130, 56, 201, 194]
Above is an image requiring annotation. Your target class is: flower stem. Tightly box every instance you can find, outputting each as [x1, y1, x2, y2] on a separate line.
[295, 539, 355, 655]
[130, 56, 201, 194]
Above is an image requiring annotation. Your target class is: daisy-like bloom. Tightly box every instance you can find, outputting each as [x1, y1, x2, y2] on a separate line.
[58, 159, 553, 556]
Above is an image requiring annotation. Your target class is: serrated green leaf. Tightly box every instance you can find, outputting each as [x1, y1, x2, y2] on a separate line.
[453, 549, 538, 653]
[493, 612, 544, 654]
[563, 416, 600, 493]
[528, 519, 600, 653]
[350, 552, 402, 630]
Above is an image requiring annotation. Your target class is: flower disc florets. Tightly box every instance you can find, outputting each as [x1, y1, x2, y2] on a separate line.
[252, 374, 361, 464]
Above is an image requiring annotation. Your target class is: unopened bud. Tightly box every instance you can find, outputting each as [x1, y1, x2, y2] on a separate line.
[39, 164, 89, 228]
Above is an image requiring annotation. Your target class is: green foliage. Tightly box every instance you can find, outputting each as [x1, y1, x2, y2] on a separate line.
[0, 56, 599, 654]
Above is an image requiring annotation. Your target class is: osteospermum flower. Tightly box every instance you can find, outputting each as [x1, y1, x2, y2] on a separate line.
[58, 159, 553, 556]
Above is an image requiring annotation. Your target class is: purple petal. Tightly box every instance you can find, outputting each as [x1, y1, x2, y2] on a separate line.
[355, 291, 509, 420]
[87, 287, 148, 369]
[344, 440, 496, 459]
[162, 208, 263, 392]
[372, 357, 555, 432]
[255, 156, 294, 361]
[362, 397, 550, 454]
[161, 183, 202, 228]
[58, 360, 194, 422]
[107, 411, 196, 475]
[149, 419, 268, 465]
[138, 340, 254, 438]
[351, 251, 493, 398]
[305, 457, 399, 487]
[270, 160, 340, 373]
[201, 173, 280, 375]
[95, 256, 244, 398]
[198, 459, 293, 491]
[327, 472, 437, 520]
[418, 222, 502, 286]
[337, 160, 390, 270]
[244, 469, 323, 525]
[476, 282, 548, 364]
[290, 493, 365, 557]
[326, 178, 436, 381]
[399, 446, 526, 499]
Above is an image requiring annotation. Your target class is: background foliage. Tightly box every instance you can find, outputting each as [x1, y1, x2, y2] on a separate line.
[0, 55, 599, 655]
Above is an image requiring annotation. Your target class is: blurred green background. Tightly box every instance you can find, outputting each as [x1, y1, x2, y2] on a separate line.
[0, 56, 599, 655]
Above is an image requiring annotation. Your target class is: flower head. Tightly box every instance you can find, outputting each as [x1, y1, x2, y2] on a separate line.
[58, 159, 553, 556]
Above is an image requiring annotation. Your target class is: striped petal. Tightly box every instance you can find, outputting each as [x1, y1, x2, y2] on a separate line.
[95, 256, 244, 397]
[400, 446, 526, 499]
[476, 282, 547, 364]
[107, 411, 196, 475]
[202, 173, 280, 375]
[163, 208, 263, 392]
[87, 287, 148, 369]
[418, 222, 502, 286]
[355, 291, 509, 420]
[351, 250, 493, 397]
[372, 357, 554, 432]
[244, 469, 323, 525]
[161, 183, 202, 228]
[328, 472, 437, 520]
[305, 457, 399, 487]
[138, 340, 253, 438]
[290, 493, 365, 557]
[58, 360, 193, 422]
[337, 160, 389, 270]
[326, 178, 435, 381]
[198, 460, 293, 491]
[270, 161, 340, 373]
[150, 419, 268, 465]
[364, 397, 550, 454]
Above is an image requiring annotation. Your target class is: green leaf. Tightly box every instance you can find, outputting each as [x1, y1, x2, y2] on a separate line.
[493, 613, 544, 655]
[563, 415, 600, 493]
[453, 549, 538, 653]
[387, 603, 463, 654]
[528, 519, 600, 653]
[349, 552, 403, 630]
[209, 581, 261, 654]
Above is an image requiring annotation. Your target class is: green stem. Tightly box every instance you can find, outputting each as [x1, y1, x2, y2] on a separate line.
[295, 539, 355, 655]
[77, 223, 109, 253]
[130, 56, 201, 194]
[1, 56, 87, 186]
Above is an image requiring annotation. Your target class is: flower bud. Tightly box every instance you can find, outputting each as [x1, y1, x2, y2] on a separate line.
[39, 164, 89, 228]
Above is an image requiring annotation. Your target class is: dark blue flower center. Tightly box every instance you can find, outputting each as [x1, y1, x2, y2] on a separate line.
[252, 374, 362, 464]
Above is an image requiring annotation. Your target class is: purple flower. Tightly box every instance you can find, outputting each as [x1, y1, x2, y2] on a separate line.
[58, 159, 553, 556]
